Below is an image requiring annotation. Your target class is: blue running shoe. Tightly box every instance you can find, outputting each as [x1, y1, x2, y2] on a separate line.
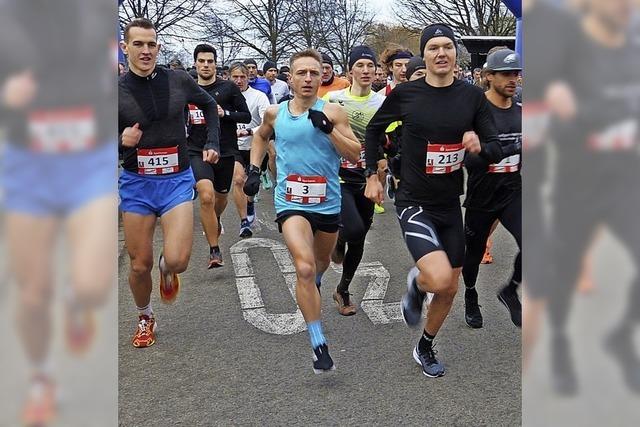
[261, 172, 272, 190]
[413, 344, 445, 377]
[401, 267, 426, 327]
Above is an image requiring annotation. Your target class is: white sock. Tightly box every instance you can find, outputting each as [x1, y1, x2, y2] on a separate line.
[136, 303, 153, 318]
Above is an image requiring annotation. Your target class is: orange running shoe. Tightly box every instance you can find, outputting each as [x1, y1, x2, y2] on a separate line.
[65, 304, 97, 356]
[21, 374, 57, 426]
[481, 239, 494, 264]
[158, 254, 180, 303]
[132, 315, 157, 348]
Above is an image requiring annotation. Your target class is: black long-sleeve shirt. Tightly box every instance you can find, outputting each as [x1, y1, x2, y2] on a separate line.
[464, 101, 522, 212]
[364, 78, 505, 208]
[187, 78, 251, 157]
[118, 67, 220, 174]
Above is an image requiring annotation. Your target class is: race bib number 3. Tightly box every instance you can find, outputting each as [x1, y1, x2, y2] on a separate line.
[285, 174, 327, 204]
[137, 146, 180, 175]
[28, 106, 96, 152]
[488, 154, 521, 173]
[341, 147, 365, 169]
[425, 142, 465, 174]
[188, 104, 206, 125]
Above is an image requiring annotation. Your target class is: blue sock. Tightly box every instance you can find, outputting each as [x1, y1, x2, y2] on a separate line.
[315, 272, 324, 289]
[307, 320, 326, 349]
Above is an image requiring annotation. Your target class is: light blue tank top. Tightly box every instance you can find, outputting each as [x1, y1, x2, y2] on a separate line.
[273, 98, 341, 214]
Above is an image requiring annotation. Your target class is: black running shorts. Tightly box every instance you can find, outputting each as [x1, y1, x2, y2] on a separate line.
[396, 205, 464, 268]
[189, 154, 235, 194]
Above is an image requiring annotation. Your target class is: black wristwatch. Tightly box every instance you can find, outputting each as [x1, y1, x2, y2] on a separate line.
[364, 168, 377, 178]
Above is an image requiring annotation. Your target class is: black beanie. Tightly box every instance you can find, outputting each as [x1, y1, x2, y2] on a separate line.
[321, 53, 333, 67]
[243, 58, 257, 66]
[420, 23, 456, 57]
[348, 45, 377, 70]
[263, 60, 277, 73]
[405, 56, 426, 80]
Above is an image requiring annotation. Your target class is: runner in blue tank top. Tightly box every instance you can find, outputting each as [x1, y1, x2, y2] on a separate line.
[243, 49, 361, 374]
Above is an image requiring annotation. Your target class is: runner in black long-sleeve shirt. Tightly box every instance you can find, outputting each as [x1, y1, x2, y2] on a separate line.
[187, 44, 251, 268]
[118, 18, 220, 349]
[364, 23, 517, 378]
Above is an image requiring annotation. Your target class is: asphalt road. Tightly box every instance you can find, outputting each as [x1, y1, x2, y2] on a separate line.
[118, 189, 521, 426]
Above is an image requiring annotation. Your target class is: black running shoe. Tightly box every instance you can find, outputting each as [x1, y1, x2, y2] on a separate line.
[208, 248, 224, 269]
[551, 334, 578, 396]
[401, 267, 426, 327]
[312, 344, 335, 374]
[464, 289, 483, 329]
[239, 219, 253, 238]
[385, 173, 396, 200]
[413, 343, 445, 377]
[497, 285, 521, 328]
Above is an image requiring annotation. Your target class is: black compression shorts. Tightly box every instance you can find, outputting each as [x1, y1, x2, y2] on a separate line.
[189, 155, 235, 194]
[396, 205, 464, 268]
[275, 210, 341, 234]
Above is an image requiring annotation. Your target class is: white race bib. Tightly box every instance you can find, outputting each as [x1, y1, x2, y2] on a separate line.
[425, 142, 465, 174]
[28, 106, 96, 152]
[588, 119, 637, 152]
[488, 154, 521, 173]
[137, 146, 179, 175]
[188, 104, 206, 125]
[285, 174, 327, 204]
[340, 147, 365, 169]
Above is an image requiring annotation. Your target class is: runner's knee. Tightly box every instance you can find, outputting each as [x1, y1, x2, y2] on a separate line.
[294, 258, 316, 284]
[130, 256, 153, 277]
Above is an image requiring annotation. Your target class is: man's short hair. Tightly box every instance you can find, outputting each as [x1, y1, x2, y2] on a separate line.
[123, 17, 156, 42]
[289, 49, 323, 70]
[193, 44, 217, 62]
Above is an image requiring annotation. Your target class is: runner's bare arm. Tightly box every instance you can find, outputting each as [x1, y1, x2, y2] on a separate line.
[249, 105, 277, 169]
[325, 103, 361, 164]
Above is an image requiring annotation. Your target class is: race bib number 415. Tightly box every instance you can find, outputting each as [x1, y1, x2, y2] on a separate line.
[285, 174, 327, 204]
[425, 142, 465, 174]
[137, 146, 179, 175]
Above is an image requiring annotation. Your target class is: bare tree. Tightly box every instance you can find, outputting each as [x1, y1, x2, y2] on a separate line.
[119, 0, 211, 38]
[197, 12, 245, 65]
[289, 0, 331, 50]
[219, 0, 299, 62]
[392, 0, 516, 37]
[321, 0, 375, 72]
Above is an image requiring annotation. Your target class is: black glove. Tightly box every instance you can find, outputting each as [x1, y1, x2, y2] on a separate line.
[308, 109, 334, 134]
[243, 164, 261, 196]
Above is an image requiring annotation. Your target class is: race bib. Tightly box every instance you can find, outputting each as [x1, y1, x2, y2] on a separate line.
[285, 174, 327, 204]
[137, 146, 179, 175]
[522, 102, 550, 151]
[28, 106, 96, 152]
[488, 154, 521, 173]
[588, 119, 637, 152]
[340, 146, 365, 169]
[188, 104, 206, 125]
[425, 142, 465, 174]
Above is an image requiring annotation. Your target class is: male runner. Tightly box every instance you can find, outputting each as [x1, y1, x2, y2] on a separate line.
[364, 24, 517, 377]
[230, 62, 271, 236]
[317, 53, 350, 97]
[263, 60, 290, 103]
[243, 49, 360, 373]
[462, 49, 522, 329]
[323, 46, 385, 315]
[188, 44, 250, 267]
[119, 18, 220, 348]
[377, 44, 412, 96]
[244, 58, 274, 103]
